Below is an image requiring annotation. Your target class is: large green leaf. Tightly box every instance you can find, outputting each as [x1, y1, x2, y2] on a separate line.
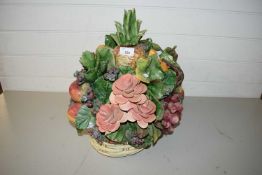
[96, 47, 115, 73]
[162, 70, 177, 96]
[106, 125, 126, 143]
[148, 82, 164, 100]
[75, 105, 95, 130]
[80, 51, 96, 70]
[135, 58, 150, 83]
[93, 76, 112, 104]
[148, 69, 176, 99]
[135, 55, 164, 83]
[147, 90, 164, 120]
[148, 54, 164, 81]
[148, 124, 162, 144]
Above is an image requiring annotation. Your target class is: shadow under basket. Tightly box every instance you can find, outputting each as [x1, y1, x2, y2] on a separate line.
[88, 136, 143, 157]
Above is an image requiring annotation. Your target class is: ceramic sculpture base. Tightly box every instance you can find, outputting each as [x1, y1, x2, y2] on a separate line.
[88, 136, 143, 157]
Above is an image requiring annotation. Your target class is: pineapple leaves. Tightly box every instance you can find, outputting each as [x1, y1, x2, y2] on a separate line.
[110, 9, 145, 46]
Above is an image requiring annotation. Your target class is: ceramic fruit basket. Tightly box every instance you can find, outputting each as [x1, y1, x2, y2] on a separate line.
[67, 9, 184, 157]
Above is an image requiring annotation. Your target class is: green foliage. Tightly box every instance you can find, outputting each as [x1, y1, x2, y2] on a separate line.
[105, 35, 117, 48]
[92, 76, 112, 104]
[75, 105, 95, 130]
[148, 124, 162, 144]
[164, 46, 178, 62]
[106, 124, 127, 143]
[147, 90, 164, 121]
[142, 124, 162, 148]
[148, 69, 177, 99]
[96, 47, 115, 73]
[118, 66, 135, 76]
[140, 38, 162, 53]
[135, 54, 164, 83]
[81, 46, 115, 83]
[80, 51, 96, 70]
[110, 9, 146, 46]
[159, 51, 175, 65]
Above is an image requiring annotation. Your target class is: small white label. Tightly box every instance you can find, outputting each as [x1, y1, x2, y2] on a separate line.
[119, 47, 135, 57]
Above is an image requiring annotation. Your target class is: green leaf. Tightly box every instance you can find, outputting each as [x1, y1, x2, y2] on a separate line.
[105, 35, 117, 48]
[93, 76, 112, 104]
[118, 66, 135, 75]
[148, 69, 176, 99]
[96, 46, 115, 73]
[135, 58, 150, 83]
[148, 54, 164, 81]
[148, 82, 164, 99]
[110, 33, 120, 45]
[148, 124, 162, 144]
[135, 55, 164, 83]
[123, 10, 131, 42]
[129, 9, 138, 45]
[164, 46, 178, 62]
[162, 70, 177, 96]
[75, 105, 95, 130]
[80, 51, 96, 70]
[159, 51, 175, 65]
[84, 70, 98, 82]
[147, 90, 164, 120]
[152, 42, 162, 51]
[137, 20, 142, 33]
[106, 123, 127, 143]
[140, 38, 153, 52]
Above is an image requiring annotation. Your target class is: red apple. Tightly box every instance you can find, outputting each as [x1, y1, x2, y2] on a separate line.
[69, 81, 90, 102]
[67, 102, 82, 123]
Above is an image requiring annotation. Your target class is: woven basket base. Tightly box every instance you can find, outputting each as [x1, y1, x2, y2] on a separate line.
[88, 136, 143, 157]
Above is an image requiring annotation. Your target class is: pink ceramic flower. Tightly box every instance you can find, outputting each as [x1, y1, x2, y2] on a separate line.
[99, 74, 157, 129]
[109, 74, 147, 108]
[129, 100, 156, 128]
[96, 104, 127, 133]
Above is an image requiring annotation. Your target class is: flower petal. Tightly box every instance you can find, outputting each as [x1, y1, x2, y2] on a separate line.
[122, 91, 134, 98]
[112, 84, 122, 95]
[109, 93, 117, 104]
[134, 83, 147, 94]
[143, 114, 156, 123]
[129, 95, 142, 103]
[114, 95, 128, 104]
[119, 101, 135, 111]
[114, 74, 133, 90]
[137, 120, 148, 128]
[124, 111, 136, 122]
[137, 94, 147, 104]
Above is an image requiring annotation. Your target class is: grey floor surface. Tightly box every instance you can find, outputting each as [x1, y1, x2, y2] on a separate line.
[0, 91, 261, 175]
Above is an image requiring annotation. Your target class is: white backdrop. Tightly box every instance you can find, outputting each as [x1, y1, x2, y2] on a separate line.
[0, 0, 261, 97]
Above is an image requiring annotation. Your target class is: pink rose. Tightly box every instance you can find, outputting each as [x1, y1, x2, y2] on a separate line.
[129, 100, 156, 128]
[96, 104, 127, 133]
[109, 74, 147, 108]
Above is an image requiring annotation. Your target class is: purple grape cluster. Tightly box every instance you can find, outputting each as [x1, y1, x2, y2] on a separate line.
[129, 137, 144, 146]
[81, 88, 95, 108]
[74, 69, 85, 85]
[125, 130, 145, 147]
[162, 93, 183, 134]
[104, 67, 119, 81]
